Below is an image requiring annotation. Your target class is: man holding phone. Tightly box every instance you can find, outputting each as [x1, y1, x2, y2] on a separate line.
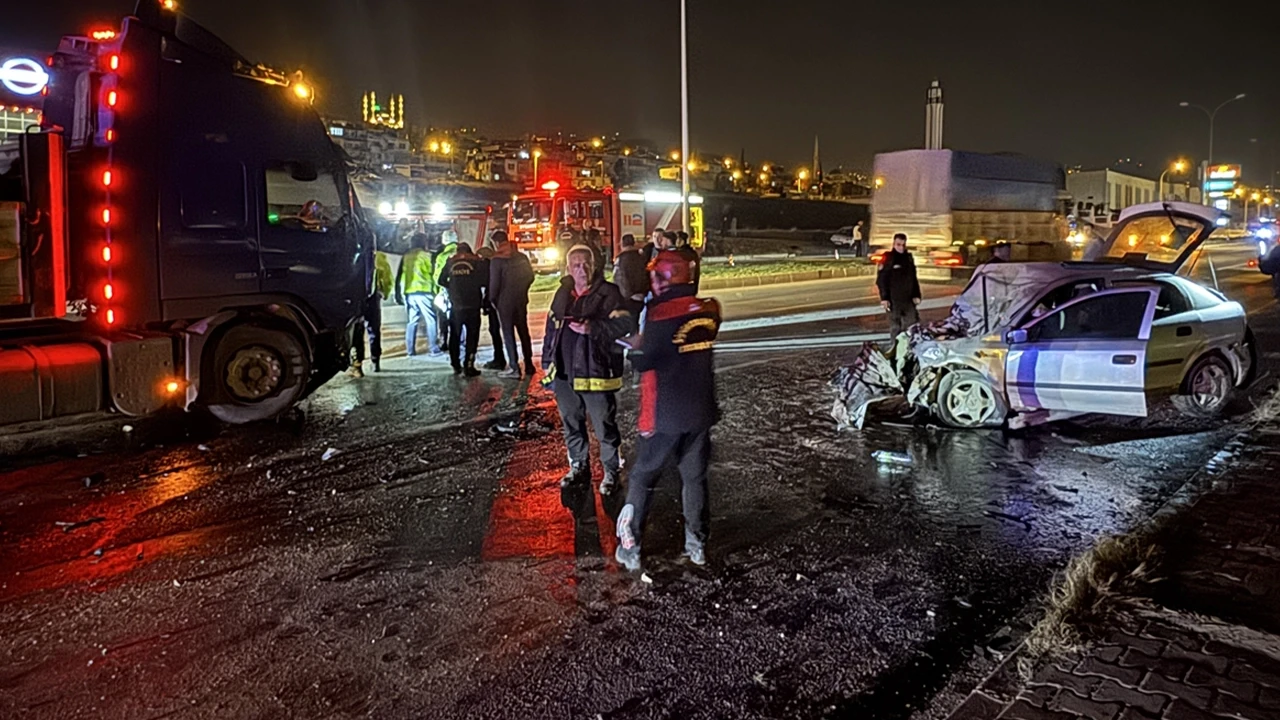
[542, 245, 634, 494]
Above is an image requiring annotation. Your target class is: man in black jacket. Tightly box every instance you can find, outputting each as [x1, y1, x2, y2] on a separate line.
[614, 250, 721, 571]
[543, 245, 634, 492]
[876, 232, 922, 339]
[439, 242, 486, 377]
[613, 234, 649, 324]
[488, 231, 537, 378]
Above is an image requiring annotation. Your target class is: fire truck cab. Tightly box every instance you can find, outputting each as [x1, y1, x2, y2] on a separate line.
[507, 182, 706, 273]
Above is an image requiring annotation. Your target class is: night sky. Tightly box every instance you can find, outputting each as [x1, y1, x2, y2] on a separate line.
[5, 1, 1278, 183]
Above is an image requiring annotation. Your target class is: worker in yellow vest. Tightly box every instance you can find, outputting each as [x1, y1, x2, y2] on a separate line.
[395, 233, 443, 357]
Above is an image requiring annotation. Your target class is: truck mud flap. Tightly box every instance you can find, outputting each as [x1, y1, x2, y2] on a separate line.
[107, 336, 178, 416]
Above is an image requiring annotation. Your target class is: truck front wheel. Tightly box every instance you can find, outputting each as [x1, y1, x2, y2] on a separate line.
[201, 323, 310, 425]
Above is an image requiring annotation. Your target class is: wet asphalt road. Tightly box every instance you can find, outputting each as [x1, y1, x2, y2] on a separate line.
[0, 254, 1276, 719]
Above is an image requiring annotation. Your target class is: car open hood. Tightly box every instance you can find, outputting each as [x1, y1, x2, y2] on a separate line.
[1089, 201, 1223, 273]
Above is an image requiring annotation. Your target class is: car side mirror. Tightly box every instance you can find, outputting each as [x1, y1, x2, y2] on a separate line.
[1006, 328, 1028, 344]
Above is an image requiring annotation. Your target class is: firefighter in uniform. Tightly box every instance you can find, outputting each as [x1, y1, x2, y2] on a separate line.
[615, 250, 721, 571]
[542, 245, 634, 494]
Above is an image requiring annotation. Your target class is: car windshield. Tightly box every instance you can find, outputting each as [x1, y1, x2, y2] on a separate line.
[513, 200, 552, 224]
[952, 263, 1087, 335]
[1102, 214, 1206, 267]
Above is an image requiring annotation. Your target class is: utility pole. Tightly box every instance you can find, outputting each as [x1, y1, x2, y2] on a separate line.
[680, 0, 690, 233]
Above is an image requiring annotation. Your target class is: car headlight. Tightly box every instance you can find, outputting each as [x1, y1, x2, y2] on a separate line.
[544, 247, 560, 262]
[919, 345, 945, 363]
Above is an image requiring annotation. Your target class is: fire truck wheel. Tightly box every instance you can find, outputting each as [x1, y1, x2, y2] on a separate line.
[202, 322, 310, 425]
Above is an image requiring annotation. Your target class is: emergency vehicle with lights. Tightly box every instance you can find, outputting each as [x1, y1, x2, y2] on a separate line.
[0, 0, 370, 429]
[507, 182, 705, 272]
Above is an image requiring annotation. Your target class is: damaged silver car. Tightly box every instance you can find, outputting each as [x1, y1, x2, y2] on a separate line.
[834, 202, 1257, 430]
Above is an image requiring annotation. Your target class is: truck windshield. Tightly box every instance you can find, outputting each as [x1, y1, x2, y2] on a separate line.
[513, 200, 552, 223]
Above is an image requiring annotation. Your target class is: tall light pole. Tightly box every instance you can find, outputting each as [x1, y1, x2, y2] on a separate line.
[679, 0, 690, 233]
[532, 148, 542, 188]
[1179, 93, 1246, 200]
[1159, 159, 1188, 201]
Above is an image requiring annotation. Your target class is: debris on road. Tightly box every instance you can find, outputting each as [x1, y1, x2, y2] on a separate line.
[54, 516, 106, 533]
[321, 448, 340, 461]
[82, 472, 106, 488]
[871, 450, 912, 467]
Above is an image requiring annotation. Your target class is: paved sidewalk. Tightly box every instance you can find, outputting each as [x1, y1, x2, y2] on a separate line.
[949, 424, 1280, 720]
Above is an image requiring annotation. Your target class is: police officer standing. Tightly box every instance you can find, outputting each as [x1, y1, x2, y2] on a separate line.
[438, 242, 486, 377]
[615, 250, 721, 571]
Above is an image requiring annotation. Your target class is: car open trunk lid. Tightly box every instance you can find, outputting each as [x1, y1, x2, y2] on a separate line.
[1088, 201, 1222, 273]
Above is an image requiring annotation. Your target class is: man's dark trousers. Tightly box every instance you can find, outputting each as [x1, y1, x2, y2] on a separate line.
[622, 430, 712, 543]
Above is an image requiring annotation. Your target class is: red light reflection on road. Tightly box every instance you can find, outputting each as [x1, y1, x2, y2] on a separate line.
[0, 457, 221, 602]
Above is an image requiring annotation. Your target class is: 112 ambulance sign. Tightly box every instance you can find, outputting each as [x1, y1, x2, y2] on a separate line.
[0, 56, 50, 98]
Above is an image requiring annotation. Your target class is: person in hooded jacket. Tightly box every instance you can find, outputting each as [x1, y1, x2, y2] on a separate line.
[542, 245, 634, 493]
[876, 232, 922, 339]
[614, 250, 721, 571]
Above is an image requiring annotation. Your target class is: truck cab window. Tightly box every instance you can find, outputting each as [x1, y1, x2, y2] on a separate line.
[265, 163, 343, 232]
[181, 161, 247, 229]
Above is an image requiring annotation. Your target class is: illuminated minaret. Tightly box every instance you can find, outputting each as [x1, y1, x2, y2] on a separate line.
[925, 80, 944, 150]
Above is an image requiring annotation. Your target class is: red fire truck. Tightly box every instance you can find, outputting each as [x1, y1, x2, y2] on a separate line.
[507, 182, 704, 272]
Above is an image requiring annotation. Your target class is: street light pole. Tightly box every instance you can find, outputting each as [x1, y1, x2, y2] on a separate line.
[679, 0, 690, 234]
[1179, 93, 1246, 203]
[1159, 160, 1188, 201]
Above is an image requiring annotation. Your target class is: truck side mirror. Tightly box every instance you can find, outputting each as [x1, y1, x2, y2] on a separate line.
[1006, 328, 1029, 344]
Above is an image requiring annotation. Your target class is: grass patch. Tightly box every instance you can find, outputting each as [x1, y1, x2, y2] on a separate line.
[1024, 527, 1168, 664]
[528, 259, 868, 293]
[700, 259, 867, 279]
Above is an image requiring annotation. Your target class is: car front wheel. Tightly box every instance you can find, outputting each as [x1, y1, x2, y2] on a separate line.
[1172, 354, 1234, 418]
[936, 369, 1007, 429]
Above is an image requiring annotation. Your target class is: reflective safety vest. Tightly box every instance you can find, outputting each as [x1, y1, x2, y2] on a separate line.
[373, 252, 394, 298]
[402, 248, 436, 295]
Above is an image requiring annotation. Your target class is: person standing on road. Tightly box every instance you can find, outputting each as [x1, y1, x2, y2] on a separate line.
[489, 231, 537, 379]
[613, 234, 649, 323]
[643, 227, 666, 263]
[1260, 241, 1280, 299]
[477, 245, 507, 371]
[351, 248, 393, 376]
[395, 232, 442, 358]
[543, 245, 633, 493]
[877, 232, 922, 339]
[675, 231, 701, 292]
[433, 230, 459, 352]
[852, 220, 865, 256]
[439, 242, 486, 377]
[615, 250, 722, 571]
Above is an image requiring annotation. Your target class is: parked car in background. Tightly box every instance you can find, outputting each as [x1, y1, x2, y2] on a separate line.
[830, 226, 857, 247]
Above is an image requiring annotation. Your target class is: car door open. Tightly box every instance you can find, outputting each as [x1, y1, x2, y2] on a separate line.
[1005, 287, 1160, 417]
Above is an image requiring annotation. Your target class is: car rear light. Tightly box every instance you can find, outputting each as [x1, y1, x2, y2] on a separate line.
[1247, 259, 1258, 268]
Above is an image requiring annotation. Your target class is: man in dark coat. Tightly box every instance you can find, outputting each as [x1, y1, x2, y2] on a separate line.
[876, 232, 922, 339]
[488, 231, 536, 378]
[438, 242, 486, 377]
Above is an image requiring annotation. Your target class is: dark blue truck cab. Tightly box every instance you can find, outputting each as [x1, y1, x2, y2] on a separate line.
[0, 0, 370, 427]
